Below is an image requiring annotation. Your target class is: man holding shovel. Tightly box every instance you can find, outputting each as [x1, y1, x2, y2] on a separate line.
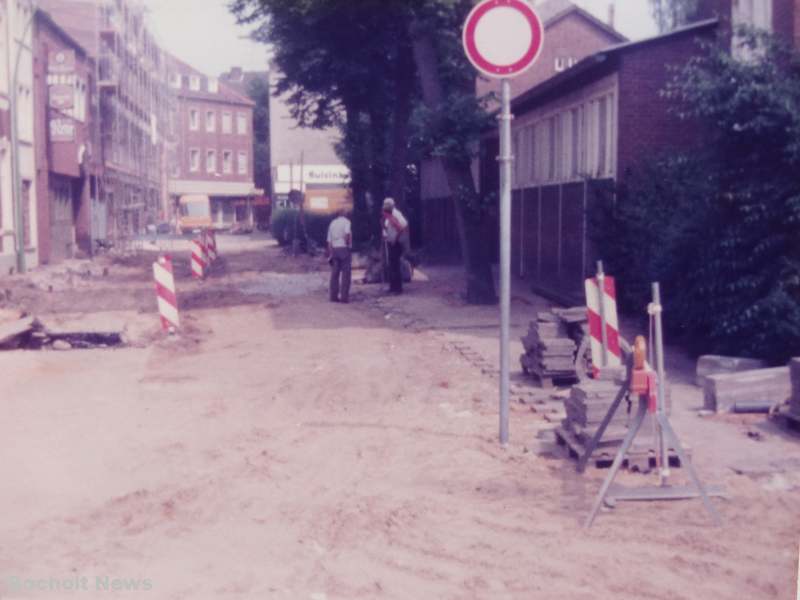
[381, 197, 409, 295]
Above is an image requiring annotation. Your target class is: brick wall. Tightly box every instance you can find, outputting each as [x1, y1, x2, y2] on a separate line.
[178, 97, 253, 184]
[616, 28, 716, 179]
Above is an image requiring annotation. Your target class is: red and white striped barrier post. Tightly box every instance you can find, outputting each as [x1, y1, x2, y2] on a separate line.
[191, 238, 206, 279]
[153, 255, 180, 332]
[206, 229, 218, 262]
[585, 261, 621, 375]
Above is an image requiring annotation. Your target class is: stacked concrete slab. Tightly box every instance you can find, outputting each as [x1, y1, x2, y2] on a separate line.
[703, 366, 791, 412]
[520, 313, 577, 383]
[561, 373, 628, 445]
[695, 355, 767, 388]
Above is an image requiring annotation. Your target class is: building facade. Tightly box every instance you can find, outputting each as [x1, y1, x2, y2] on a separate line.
[480, 20, 719, 302]
[167, 57, 258, 229]
[0, 0, 39, 273]
[219, 67, 271, 226]
[696, 0, 799, 48]
[268, 67, 351, 215]
[421, 0, 626, 257]
[33, 10, 98, 263]
[39, 0, 170, 241]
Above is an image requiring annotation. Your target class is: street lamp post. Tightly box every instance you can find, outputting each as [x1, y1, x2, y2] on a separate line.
[9, 0, 37, 274]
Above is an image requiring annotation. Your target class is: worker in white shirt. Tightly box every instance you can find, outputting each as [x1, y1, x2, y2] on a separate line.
[381, 197, 409, 294]
[326, 208, 352, 303]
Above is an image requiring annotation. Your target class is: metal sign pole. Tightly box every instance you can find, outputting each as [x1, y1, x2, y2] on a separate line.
[651, 282, 670, 481]
[499, 78, 512, 446]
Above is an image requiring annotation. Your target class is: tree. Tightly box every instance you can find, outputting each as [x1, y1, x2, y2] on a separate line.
[246, 76, 271, 195]
[230, 0, 497, 303]
[593, 30, 800, 363]
[409, 0, 497, 303]
[649, 0, 701, 32]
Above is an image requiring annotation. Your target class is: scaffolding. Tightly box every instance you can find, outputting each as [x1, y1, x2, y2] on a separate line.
[91, 0, 168, 251]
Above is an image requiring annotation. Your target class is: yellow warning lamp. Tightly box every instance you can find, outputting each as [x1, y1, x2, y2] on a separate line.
[630, 335, 649, 394]
[633, 336, 647, 370]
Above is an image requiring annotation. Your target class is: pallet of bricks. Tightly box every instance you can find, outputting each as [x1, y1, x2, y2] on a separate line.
[519, 307, 589, 388]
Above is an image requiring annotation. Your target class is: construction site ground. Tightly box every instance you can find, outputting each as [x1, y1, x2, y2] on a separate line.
[1, 234, 799, 599]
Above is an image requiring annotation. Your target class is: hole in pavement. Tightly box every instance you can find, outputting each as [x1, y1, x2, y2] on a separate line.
[26, 331, 124, 350]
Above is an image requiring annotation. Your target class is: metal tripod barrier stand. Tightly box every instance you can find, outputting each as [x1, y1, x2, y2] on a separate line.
[583, 283, 723, 529]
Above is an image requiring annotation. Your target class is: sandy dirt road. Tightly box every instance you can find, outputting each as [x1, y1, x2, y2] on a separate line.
[0, 237, 798, 599]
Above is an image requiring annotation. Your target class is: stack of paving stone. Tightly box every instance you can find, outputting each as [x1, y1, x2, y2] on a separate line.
[790, 358, 800, 417]
[553, 306, 591, 376]
[561, 370, 629, 445]
[520, 312, 578, 384]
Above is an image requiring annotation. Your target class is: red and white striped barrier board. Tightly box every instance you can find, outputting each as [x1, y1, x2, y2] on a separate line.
[585, 275, 622, 373]
[191, 238, 206, 279]
[153, 255, 180, 331]
[206, 229, 218, 262]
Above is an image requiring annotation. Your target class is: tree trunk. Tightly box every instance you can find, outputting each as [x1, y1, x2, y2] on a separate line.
[389, 36, 416, 211]
[342, 97, 370, 243]
[368, 103, 390, 239]
[409, 20, 497, 304]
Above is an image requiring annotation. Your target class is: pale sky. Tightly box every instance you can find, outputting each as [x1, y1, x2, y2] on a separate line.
[143, 0, 658, 78]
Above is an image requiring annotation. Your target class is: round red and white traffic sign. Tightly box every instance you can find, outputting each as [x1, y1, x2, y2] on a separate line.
[463, 0, 544, 78]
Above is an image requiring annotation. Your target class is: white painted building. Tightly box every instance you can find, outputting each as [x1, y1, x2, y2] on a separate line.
[0, 0, 39, 273]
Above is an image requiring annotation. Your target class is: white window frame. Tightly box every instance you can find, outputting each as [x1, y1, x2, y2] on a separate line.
[189, 75, 201, 91]
[222, 112, 232, 134]
[189, 109, 199, 131]
[222, 150, 233, 174]
[236, 112, 247, 135]
[237, 150, 248, 175]
[206, 110, 215, 132]
[206, 149, 216, 173]
[189, 148, 200, 172]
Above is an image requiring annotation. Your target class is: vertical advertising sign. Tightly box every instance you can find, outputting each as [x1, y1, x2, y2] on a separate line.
[48, 50, 77, 142]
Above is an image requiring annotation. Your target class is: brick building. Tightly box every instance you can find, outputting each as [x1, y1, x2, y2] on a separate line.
[39, 0, 171, 241]
[421, 0, 626, 257]
[479, 19, 719, 302]
[0, 0, 39, 273]
[33, 10, 98, 263]
[219, 67, 271, 226]
[167, 57, 259, 229]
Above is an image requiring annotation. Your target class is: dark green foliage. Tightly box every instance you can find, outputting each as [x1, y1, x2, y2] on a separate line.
[303, 212, 336, 247]
[270, 208, 297, 246]
[270, 207, 334, 248]
[247, 76, 271, 194]
[592, 31, 800, 363]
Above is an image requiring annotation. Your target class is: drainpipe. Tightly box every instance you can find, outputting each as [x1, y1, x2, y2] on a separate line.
[9, 0, 37, 274]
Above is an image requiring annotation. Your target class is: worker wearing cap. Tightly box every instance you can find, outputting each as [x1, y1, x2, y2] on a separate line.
[326, 208, 352, 303]
[381, 197, 409, 294]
